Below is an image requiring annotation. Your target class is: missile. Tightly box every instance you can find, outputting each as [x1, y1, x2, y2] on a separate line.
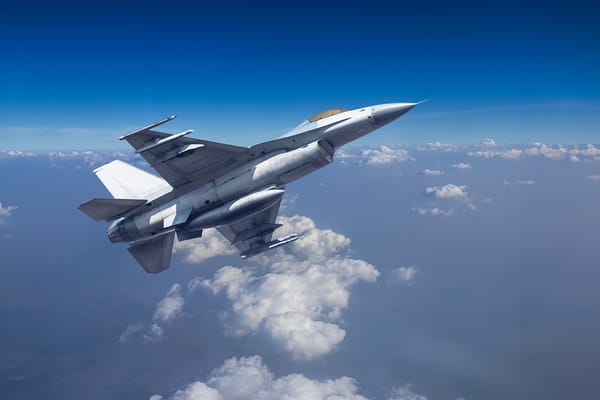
[119, 115, 177, 140]
[240, 233, 299, 259]
[187, 189, 284, 230]
[135, 130, 194, 154]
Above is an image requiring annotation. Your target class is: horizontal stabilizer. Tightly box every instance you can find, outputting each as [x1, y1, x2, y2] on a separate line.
[128, 232, 175, 273]
[79, 198, 146, 221]
[94, 160, 172, 199]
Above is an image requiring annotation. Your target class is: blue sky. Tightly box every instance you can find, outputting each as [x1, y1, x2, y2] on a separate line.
[1, 0, 599, 149]
[2, 4, 600, 399]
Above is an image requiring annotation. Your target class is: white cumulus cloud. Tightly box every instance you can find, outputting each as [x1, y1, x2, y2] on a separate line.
[120, 284, 186, 343]
[162, 355, 369, 400]
[421, 169, 443, 176]
[480, 138, 496, 147]
[570, 144, 600, 161]
[47, 150, 135, 167]
[467, 142, 600, 162]
[0, 202, 17, 221]
[361, 146, 413, 165]
[417, 142, 458, 152]
[452, 162, 471, 169]
[118, 322, 144, 343]
[523, 143, 568, 159]
[425, 184, 468, 198]
[157, 355, 431, 400]
[386, 385, 429, 400]
[196, 215, 379, 360]
[414, 207, 453, 217]
[515, 180, 535, 185]
[153, 284, 185, 323]
[0, 150, 37, 158]
[173, 228, 236, 263]
[467, 149, 523, 160]
[389, 266, 418, 285]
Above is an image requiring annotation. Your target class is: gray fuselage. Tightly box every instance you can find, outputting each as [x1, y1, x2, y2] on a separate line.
[107, 103, 413, 243]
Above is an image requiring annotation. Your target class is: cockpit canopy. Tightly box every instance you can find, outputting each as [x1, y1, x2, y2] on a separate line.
[308, 108, 348, 122]
[281, 107, 350, 139]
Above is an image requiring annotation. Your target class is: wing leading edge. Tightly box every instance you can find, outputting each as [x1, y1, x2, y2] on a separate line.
[119, 116, 250, 188]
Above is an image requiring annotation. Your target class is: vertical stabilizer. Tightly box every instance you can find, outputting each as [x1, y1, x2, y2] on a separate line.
[94, 160, 172, 199]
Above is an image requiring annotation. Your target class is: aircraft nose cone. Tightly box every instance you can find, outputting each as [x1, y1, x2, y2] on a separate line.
[372, 103, 417, 127]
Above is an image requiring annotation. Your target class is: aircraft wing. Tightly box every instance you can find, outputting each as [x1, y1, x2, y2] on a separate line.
[216, 193, 285, 256]
[120, 116, 250, 188]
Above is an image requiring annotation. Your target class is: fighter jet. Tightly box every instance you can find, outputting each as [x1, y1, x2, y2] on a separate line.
[79, 102, 418, 273]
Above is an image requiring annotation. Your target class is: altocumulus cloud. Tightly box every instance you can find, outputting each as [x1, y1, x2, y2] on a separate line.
[151, 355, 429, 400]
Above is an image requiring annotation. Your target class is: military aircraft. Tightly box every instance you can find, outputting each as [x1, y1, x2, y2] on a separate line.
[79, 102, 418, 273]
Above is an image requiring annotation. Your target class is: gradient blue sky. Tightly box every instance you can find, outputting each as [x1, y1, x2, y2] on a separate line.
[1, 0, 599, 149]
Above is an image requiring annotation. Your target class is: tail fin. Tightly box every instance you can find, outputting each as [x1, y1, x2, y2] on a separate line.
[93, 160, 172, 199]
[79, 198, 146, 221]
[128, 232, 175, 273]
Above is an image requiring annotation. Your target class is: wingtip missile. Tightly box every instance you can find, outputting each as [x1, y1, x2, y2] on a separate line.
[240, 233, 299, 259]
[119, 115, 178, 140]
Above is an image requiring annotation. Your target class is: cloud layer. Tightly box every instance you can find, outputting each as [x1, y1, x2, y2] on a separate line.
[337, 146, 413, 165]
[467, 142, 600, 162]
[155, 355, 429, 400]
[195, 215, 379, 360]
[123, 215, 379, 358]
